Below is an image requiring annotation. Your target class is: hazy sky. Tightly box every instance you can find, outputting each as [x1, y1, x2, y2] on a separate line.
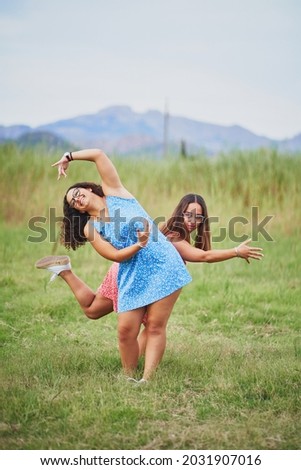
[0, 0, 300, 139]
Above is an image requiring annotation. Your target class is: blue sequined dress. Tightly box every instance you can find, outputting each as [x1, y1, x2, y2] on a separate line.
[93, 196, 192, 312]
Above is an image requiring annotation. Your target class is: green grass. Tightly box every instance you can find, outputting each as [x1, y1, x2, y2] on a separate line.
[0, 146, 301, 449]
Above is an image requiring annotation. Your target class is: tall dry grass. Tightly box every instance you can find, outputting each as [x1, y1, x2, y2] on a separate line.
[1, 144, 300, 240]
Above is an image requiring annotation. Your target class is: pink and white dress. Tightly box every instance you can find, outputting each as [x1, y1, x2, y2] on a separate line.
[97, 262, 148, 324]
[97, 262, 119, 312]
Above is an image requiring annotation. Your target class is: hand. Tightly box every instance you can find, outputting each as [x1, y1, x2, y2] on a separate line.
[137, 221, 151, 248]
[51, 154, 70, 180]
[165, 230, 181, 242]
[236, 238, 264, 264]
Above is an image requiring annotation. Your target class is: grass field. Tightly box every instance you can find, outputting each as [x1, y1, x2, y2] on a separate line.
[0, 145, 301, 450]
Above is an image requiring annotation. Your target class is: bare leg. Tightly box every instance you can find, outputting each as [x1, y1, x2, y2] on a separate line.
[59, 270, 114, 319]
[142, 289, 182, 381]
[117, 308, 146, 376]
[138, 328, 147, 357]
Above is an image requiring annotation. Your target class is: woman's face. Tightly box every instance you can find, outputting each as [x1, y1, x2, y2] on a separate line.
[183, 202, 205, 233]
[66, 187, 92, 211]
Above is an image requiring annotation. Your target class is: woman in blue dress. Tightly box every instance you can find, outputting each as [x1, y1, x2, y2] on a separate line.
[36, 148, 192, 383]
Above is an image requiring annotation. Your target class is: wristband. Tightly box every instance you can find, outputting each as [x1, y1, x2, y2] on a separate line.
[65, 152, 73, 162]
[234, 247, 240, 257]
[137, 242, 146, 248]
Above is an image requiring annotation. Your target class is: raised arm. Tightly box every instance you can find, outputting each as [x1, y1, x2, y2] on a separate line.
[172, 238, 263, 264]
[52, 148, 132, 197]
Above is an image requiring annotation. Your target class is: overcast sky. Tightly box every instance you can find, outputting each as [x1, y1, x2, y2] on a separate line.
[0, 0, 300, 140]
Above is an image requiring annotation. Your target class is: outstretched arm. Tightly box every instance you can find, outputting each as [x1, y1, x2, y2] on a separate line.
[52, 148, 132, 197]
[172, 238, 263, 264]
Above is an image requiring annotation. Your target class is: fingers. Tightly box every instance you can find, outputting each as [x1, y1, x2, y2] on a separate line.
[249, 249, 263, 255]
[250, 248, 264, 257]
[241, 238, 252, 246]
[52, 157, 69, 181]
[137, 230, 150, 239]
[57, 166, 67, 180]
[53, 160, 68, 180]
[250, 253, 264, 260]
[244, 249, 264, 263]
[143, 220, 150, 232]
[137, 219, 151, 237]
[239, 240, 264, 263]
[136, 225, 151, 248]
[238, 242, 264, 264]
[240, 240, 263, 253]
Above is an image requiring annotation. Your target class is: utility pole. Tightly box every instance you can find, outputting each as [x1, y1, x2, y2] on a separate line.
[180, 139, 187, 159]
[163, 99, 169, 158]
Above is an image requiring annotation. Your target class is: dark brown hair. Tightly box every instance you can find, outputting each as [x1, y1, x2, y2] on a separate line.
[161, 194, 211, 250]
[61, 182, 104, 251]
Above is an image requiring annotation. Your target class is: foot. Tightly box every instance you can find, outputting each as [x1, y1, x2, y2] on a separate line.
[138, 378, 148, 384]
[126, 377, 139, 383]
[35, 255, 71, 282]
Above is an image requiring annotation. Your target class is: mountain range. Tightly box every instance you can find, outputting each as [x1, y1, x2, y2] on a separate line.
[1, 105, 300, 156]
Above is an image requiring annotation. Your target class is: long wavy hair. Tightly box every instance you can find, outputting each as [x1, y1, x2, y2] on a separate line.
[61, 182, 105, 251]
[161, 194, 211, 250]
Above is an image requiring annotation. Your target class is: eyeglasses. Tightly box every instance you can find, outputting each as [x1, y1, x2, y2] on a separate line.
[69, 188, 81, 208]
[183, 211, 205, 223]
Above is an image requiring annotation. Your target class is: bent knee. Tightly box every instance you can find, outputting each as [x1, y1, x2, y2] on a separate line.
[145, 322, 166, 336]
[84, 308, 111, 320]
[84, 311, 102, 320]
[118, 324, 137, 343]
